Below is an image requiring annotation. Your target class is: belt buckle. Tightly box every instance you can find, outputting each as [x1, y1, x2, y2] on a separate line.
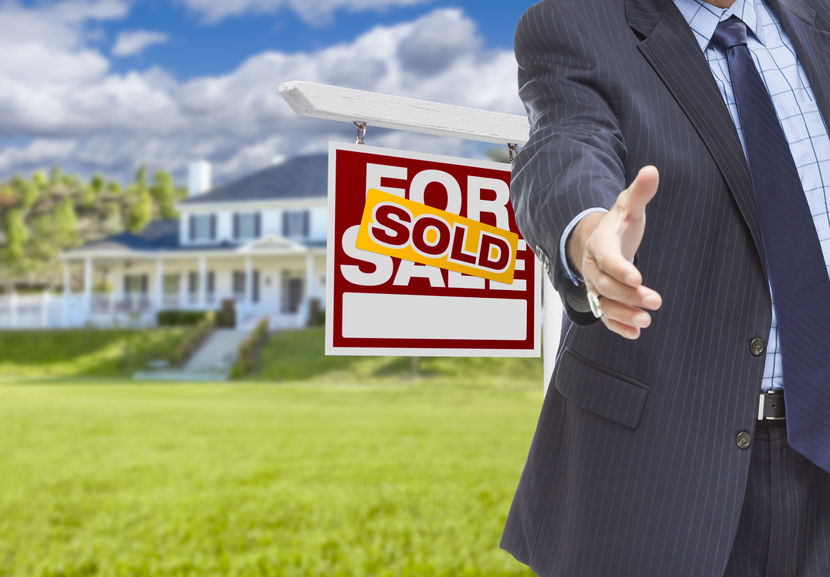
[758, 390, 786, 421]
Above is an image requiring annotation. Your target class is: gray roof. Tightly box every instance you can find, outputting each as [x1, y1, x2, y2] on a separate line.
[76, 219, 181, 252]
[181, 154, 327, 205]
[69, 220, 325, 255]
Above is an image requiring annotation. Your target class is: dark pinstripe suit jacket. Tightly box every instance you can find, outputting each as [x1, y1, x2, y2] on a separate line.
[500, 0, 830, 576]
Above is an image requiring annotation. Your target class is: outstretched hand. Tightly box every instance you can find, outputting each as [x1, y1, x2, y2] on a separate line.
[567, 166, 663, 339]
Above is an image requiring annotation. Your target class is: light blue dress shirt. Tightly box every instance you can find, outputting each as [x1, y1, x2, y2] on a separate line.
[560, 0, 830, 391]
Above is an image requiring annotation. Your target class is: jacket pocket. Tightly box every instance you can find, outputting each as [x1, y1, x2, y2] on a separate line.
[555, 346, 650, 429]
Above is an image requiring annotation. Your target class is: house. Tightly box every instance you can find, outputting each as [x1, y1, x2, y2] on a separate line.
[52, 155, 328, 330]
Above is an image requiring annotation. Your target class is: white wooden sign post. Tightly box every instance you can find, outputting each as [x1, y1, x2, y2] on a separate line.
[279, 81, 562, 388]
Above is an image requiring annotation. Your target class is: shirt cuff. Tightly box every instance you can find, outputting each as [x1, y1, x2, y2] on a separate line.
[559, 207, 609, 286]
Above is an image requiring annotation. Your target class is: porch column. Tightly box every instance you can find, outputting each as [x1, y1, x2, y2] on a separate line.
[62, 261, 70, 327]
[245, 256, 253, 306]
[198, 256, 207, 308]
[41, 290, 50, 328]
[305, 252, 315, 300]
[155, 258, 164, 313]
[83, 257, 93, 319]
[9, 291, 17, 329]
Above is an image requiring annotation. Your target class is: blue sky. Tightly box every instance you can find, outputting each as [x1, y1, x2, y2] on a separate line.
[0, 0, 532, 184]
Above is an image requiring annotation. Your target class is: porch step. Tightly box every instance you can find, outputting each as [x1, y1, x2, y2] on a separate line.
[132, 369, 228, 382]
[133, 328, 252, 382]
[185, 329, 250, 373]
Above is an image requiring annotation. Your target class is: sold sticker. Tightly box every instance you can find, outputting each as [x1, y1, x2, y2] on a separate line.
[356, 188, 519, 284]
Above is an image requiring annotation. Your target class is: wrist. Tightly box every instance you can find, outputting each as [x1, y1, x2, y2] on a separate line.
[566, 212, 604, 277]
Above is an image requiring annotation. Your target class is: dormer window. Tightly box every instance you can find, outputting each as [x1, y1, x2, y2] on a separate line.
[234, 212, 261, 240]
[189, 214, 216, 242]
[283, 210, 309, 239]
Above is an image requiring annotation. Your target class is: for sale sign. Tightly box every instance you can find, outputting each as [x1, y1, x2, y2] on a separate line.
[326, 142, 540, 357]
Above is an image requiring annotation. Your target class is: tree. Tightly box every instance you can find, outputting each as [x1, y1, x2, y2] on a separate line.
[25, 213, 56, 278]
[102, 201, 123, 234]
[82, 174, 107, 208]
[4, 209, 29, 264]
[106, 180, 121, 195]
[151, 170, 178, 219]
[135, 164, 148, 188]
[10, 176, 39, 209]
[54, 196, 79, 247]
[127, 189, 153, 232]
[31, 171, 48, 191]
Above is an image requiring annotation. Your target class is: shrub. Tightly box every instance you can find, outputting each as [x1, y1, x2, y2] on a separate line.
[216, 299, 236, 328]
[156, 310, 211, 326]
[307, 298, 325, 327]
[229, 318, 269, 379]
[169, 312, 216, 367]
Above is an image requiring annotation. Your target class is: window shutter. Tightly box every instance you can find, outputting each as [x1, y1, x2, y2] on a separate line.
[233, 213, 239, 239]
[189, 215, 196, 241]
[253, 270, 260, 303]
[141, 275, 148, 294]
[282, 211, 289, 237]
[210, 215, 217, 241]
[188, 272, 196, 294]
[255, 213, 262, 237]
[207, 271, 215, 294]
[303, 211, 310, 237]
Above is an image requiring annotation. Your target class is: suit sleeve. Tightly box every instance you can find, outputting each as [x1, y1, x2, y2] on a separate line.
[512, 2, 627, 325]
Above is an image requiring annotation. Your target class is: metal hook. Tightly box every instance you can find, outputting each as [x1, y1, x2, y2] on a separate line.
[354, 121, 367, 145]
[507, 143, 519, 163]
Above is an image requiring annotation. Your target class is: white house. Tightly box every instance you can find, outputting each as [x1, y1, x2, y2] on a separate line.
[34, 155, 328, 330]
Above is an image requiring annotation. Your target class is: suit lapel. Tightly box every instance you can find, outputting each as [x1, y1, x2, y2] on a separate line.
[767, 0, 830, 130]
[626, 0, 766, 267]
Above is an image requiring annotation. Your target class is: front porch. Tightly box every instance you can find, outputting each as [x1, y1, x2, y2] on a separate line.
[0, 240, 327, 330]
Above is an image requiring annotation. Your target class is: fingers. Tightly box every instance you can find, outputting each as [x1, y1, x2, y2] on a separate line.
[584, 264, 662, 311]
[584, 245, 643, 288]
[618, 165, 659, 221]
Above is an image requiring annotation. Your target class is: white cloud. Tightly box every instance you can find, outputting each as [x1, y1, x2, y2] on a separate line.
[0, 6, 522, 184]
[179, 0, 434, 24]
[112, 30, 169, 57]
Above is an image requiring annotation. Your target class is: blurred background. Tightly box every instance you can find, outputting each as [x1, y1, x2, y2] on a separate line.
[0, 1, 541, 575]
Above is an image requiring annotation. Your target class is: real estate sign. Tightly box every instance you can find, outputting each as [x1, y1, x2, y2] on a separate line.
[326, 142, 540, 357]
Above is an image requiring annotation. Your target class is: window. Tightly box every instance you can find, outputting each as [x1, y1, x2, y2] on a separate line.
[123, 274, 148, 294]
[234, 213, 261, 240]
[281, 275, 305, 313]
[188, 272, 199, 302]
[163, 274, 180, 294]
[232, 270, 260, 303]
[282, 210, 309, 238]
[189, 214, 215, 242]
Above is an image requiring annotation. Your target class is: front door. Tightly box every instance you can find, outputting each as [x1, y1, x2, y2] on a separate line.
[281, 276, 304, 314]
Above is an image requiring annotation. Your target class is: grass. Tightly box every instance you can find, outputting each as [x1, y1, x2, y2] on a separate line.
[251, 328, 543, 389]
[0, 329, 190, 378]
[0, 381, 541, 577]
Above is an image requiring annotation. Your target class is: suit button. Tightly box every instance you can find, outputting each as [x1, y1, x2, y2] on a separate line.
[750, 338, 766, 357]
[736, 431, 752, 450]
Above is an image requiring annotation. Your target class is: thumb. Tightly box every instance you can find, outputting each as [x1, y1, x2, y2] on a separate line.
[619, 165, 659, 220]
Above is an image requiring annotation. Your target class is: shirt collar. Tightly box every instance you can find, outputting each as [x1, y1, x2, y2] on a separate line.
[672, 0, 766, 51]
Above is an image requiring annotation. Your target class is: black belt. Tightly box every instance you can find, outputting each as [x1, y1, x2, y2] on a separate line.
[758, 389, 786, 421]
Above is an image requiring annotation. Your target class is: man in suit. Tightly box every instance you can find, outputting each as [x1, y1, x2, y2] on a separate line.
[501, 0, 830, 576]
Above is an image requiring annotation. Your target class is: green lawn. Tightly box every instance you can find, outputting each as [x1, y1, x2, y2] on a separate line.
[0, 329, 190, 379]
[0, 379, 542, 576]
[251, 329, 544, 389]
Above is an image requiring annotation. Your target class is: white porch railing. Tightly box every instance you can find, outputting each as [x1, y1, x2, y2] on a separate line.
[0, 291, 312, 331]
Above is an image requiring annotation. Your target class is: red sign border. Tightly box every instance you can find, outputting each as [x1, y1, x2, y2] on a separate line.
[325, 142, 541, 357]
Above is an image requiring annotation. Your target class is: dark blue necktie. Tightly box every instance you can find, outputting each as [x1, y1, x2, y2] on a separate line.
[711, 17, 830, 473]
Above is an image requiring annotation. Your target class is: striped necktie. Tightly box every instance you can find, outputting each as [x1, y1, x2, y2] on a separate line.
[711, 16, 830, 473]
